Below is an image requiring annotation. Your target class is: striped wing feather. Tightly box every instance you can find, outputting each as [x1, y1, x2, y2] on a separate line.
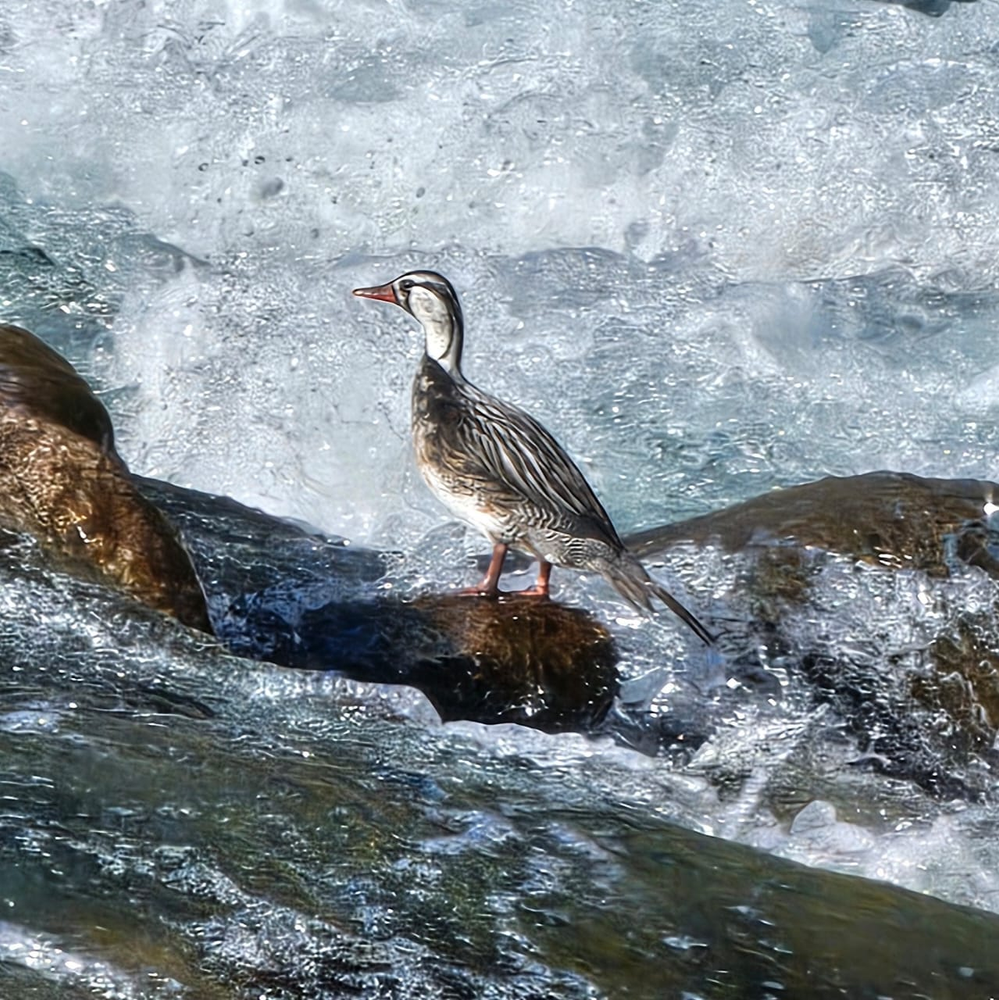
[453, 383, 623, 548]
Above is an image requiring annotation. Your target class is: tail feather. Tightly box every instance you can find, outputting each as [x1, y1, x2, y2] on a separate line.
[601, 554, 715, 646]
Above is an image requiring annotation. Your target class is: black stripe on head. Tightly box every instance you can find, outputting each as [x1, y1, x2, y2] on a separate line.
[406, 271, 462, 329]
[396, 271, 464, 360]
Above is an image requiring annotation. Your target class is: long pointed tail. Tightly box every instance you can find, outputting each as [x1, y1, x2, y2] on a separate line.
[601, 554, 715, 645]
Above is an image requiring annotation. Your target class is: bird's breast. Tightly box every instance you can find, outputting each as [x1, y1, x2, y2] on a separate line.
[411, 367, 513, 541]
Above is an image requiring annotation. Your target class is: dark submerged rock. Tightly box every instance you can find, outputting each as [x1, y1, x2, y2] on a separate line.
[870, 0, 977, 16]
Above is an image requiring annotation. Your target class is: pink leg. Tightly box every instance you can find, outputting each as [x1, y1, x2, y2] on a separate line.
[518, 559, 552, 598]
[459, 542, 508, 597]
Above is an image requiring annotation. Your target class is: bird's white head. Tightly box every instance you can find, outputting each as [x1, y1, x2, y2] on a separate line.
[352, 270, 464, 375]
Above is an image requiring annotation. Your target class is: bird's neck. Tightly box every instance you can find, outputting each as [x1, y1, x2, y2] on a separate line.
[422, 316, 464, 379]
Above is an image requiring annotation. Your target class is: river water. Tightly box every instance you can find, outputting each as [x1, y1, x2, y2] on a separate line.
[2, 0, 999, 996]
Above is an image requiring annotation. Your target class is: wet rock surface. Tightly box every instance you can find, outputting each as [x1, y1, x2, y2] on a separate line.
[629, 471, 999, 578]
[0, 324, 210, 632]
[630, 471, 999, 798]
[140, 477, 619, 733]
[140, 468, 999, 800]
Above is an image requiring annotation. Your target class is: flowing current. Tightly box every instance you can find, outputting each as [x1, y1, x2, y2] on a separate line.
[2, 0, 999, 996]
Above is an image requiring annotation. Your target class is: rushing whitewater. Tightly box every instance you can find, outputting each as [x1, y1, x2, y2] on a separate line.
[3, 0, 999, 995]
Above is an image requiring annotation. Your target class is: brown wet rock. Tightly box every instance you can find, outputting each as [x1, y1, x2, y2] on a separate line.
[629, 471, 999, 624]
[407, 594, 618, 728]
[0, 323, 211, 632]
[919, 616, 999, 757]
[629, 471, 998, 578]
[293, 593, 619, 731]
[0, 323, 120, 461]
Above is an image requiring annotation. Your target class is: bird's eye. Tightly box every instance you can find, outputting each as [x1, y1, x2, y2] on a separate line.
[400, 279, 415, 292]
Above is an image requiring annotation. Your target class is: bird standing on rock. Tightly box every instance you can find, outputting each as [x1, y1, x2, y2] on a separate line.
[352, 270, 713, 645]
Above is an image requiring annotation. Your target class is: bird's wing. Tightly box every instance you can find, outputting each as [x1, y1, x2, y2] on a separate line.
[452, 384, 624, 546]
